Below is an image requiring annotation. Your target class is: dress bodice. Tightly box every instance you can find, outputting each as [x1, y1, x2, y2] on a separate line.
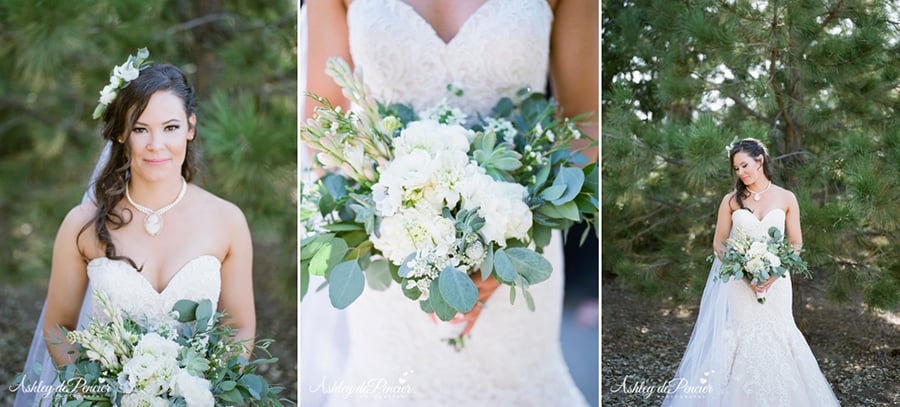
[731, 208, 785, 240]
[347, 0, 552, 117]
[87, 255, 222, 327]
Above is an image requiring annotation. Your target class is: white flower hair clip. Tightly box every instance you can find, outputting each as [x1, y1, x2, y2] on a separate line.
[724, 136, 740, 157]
[92, 47, 151, 119]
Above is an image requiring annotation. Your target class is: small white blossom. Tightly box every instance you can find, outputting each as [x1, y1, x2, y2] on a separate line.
[99, 84, 118, 105]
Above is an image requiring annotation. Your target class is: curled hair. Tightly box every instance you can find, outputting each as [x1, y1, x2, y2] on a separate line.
[729, 138, 774, 211]
[79, 64, 199, 266]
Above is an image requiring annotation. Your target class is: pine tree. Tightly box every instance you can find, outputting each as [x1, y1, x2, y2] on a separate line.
[602, 0, 900, 308]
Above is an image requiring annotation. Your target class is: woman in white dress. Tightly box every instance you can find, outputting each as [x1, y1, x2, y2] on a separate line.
[15, 62, 256, 405]
[302, 0, 597, 405]
[663, 139, 839, 406]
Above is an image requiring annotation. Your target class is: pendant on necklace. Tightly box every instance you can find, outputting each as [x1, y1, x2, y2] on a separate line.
[753, 193, 761, 201]
[145, 213, 163, 236]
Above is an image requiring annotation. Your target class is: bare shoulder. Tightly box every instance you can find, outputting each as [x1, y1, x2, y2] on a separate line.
[63, 202, 97, 226]
[772, 184, 798, 206]
[721, 190, 738, 211]
[188, 185, 249, 229]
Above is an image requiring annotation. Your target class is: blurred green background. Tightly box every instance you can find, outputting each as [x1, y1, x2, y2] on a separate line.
[0, 0, 297, 402]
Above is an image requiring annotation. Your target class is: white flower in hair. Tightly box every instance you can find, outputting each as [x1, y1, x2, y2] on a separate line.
[99, 84, 118, 105]
[93, 47, 151, 119]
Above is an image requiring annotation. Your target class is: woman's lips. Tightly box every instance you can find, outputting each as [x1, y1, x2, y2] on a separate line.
[144, 158, 171, 165]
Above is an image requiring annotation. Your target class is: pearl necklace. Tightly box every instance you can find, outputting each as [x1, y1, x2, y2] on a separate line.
[747, 180, 771, 201]
[125, 177, 188, 236]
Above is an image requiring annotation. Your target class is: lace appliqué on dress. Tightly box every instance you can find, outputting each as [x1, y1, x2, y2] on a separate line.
[86, 255, 222, 328]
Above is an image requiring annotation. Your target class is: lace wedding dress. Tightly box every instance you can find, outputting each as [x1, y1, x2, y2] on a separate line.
[663, 209, 840, 406]
[87, 255, 222, 325]
[302, 0, 589, 405]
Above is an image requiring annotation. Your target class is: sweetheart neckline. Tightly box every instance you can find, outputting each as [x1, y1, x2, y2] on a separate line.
[87, 255, 221, 295]
[733, 207, 786, 223]
[386, 0, 497, 45]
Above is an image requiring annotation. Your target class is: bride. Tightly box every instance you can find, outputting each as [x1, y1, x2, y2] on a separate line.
[663, 139, 839, 406]
[14, 59, 255, 405]
[302, 0, 597, 405]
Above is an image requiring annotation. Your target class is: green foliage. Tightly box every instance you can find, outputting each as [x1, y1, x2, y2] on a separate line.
[0, 1, 297, 304]
[603, 0, 899, 307]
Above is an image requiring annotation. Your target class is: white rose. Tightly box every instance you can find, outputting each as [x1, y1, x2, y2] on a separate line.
[765, 252, 782, 268]
[171, 370, 214, 407]
[393, 120, 471, 157]
[109, 74, 123, 88]
[747, 241, 768, 258]
[746, 258, 765, 275]
[115, 62, 140, 82]
[99, 84, 118, 105]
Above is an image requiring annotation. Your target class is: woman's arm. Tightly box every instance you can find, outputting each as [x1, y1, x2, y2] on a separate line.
[784, 190, 803, 254]
[303, 0, 352, 122]
[548, 0, 599, 162]
[712, 193, 735, 260]
[218, 203, 256, 359]
[43, 205, 93, 367]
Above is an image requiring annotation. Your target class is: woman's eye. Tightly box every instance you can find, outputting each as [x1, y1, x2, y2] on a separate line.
[165, 125, 180, 131]
[132, 127, 148, 133]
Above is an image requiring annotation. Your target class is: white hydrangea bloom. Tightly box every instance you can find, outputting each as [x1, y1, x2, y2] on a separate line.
[171, 370, 214, 407]
[120, 390, 169, 407]
[120, 333, 180, 396]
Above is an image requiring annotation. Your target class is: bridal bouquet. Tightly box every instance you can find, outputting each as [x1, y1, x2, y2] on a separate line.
[714, 227, 810, 303]
[50, 291, 283, 406]
[301, 58, 597, 323]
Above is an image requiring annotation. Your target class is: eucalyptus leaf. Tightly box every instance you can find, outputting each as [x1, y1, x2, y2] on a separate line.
[401, 278, 422, 300]
[308, 238, 349, 277]
[550, 167, 585, 205]
[505, 247, 552, 284]
[438, 266, 478, 312]
[397, 253, 417, 278]
[429, 279, 458, 321]
[300, 261, 310, 299]
[532, 223, 552, 249]
[195, 299, 213, 324]
[533, 164, 551, 188]
[321, 222, 365, 232]
[480, 244, 494, 281]
[523, 287, 536, 311]
[493, 249, 518, 283]
[539, 184, 567, 201]
[328, 260, 365, 309]
[172, 300, 199, 323]
[300, 233, 334, 261]
[365, 259, 393, 291]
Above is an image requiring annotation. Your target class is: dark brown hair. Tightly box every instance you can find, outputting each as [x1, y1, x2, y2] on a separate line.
[79, 63, 199, 266]
[729, 138, 773, 211]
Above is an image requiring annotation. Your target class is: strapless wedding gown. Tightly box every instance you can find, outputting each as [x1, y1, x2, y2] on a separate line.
[664, 209, 839, 406]
[304, 0, 588, 406]
[87, 255, 222, 325]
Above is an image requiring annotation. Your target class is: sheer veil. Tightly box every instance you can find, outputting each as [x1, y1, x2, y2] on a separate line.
[14, 141, 109, 406]
[299, 5, 350, 405]
[661, 257, 730, 406]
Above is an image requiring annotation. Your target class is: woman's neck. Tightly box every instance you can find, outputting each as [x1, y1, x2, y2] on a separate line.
[127, 176, 186, 210]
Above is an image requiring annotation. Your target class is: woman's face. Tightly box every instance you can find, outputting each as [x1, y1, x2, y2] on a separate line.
[732, 151, 764, 186]
[125, 90, 195, 184]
